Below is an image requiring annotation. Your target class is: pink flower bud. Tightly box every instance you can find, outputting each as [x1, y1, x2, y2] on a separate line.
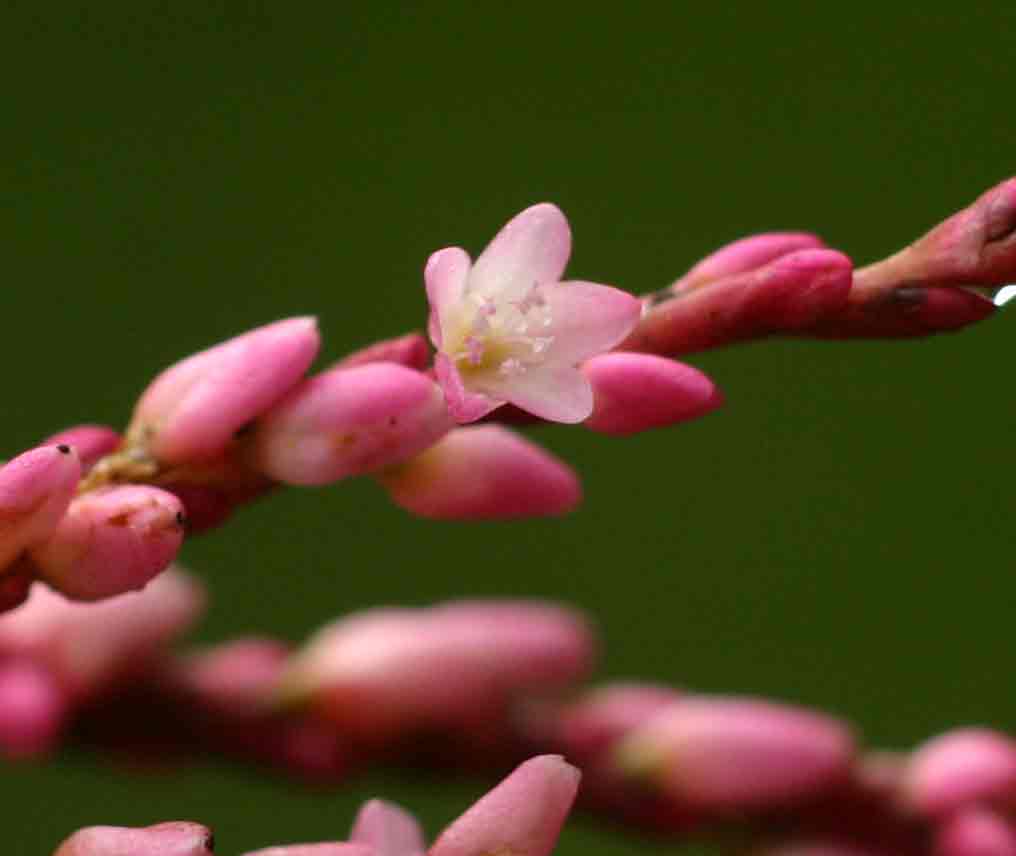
[43, 426, 121, 471]
[241, 846, 371, 856]
[583, 352, 723, 435]
[335, 332, 431, 372]
[377, 425, 580, 519]
[613, 695, 856, 811]
[0, 658, 68, 758]
[29, 485, 186, 600]
[128, 317, 320, 464]
[678, 232, 827, 288]
[625, 249, 853, 356]
[0, 445, 80, 572]
[902, 728, 1016, 818]
[0, 568, 204, 701]
[251, 363, 451, 485]
[279, 601, 594, 744]
[429, 755, 580, 856]
[350, 800, 426, 856]
[53, 822, 214, 856]
[935, 808, 1016, 856]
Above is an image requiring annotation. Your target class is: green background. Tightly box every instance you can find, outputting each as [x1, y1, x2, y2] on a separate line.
[3, 4, 1014, 853]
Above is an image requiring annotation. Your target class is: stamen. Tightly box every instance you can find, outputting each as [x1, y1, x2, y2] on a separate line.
[499, 357, 525, 376]
[462, 335, 485, 366]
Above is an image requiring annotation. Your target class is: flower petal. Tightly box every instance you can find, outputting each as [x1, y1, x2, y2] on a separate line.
[425, 247, 471, 348]
[434, 353, 504, 423]
[482, 363, 594, 424]
[541, 281, 642, 365]
[470, 204, 571, 301]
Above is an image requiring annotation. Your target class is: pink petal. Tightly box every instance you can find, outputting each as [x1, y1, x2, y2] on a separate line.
[430, 755, 580, 856]
[350, 800, 426, 856]
[425, 247, 471, 348]
[377, 425, 581, 519]
[540, 280, 642, 364]
[434, 353, 504, 423]
[484, 363, 594, 424]
[470, 204, 571, 300]
[53, 822, 215, 856]
[583, 352, 723, 435]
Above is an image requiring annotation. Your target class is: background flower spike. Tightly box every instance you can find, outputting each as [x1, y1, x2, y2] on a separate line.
[250, 363, 451, 485]
[28, 485, 186, 600]
[126, 317, 321, 465]
[52, 822, 215, 856]
[934, 808, 1016, 856]
[376, 425, 581, 519]
[0, 659, 68, 759]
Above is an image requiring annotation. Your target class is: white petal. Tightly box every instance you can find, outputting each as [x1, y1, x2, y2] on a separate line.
[483, 364, 594, 424]
[540, 280, 642, 364]
[425, 247, 472, 348]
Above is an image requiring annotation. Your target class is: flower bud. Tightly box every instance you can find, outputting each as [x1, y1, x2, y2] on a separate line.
[0, 445, 80, 572]
[0, 658, 68, 758]
[43, 426, 121, 471]
[241, 845, 371, 856]
[251, 363, 451, 485]
[377, 425, 581, 519]
[583, 352, 722, 435]
[128, 317, 320, 464]
[335, 332, 431, 371]
[350, 800, 426, 856]
[679, 232, 826, 288]
[935, 808, 1016, 856]
[29, 485, 185, 600]
[53, 822, 214, 856]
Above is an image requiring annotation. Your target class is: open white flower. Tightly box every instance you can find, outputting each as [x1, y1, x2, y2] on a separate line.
[425, 203, 641, 423]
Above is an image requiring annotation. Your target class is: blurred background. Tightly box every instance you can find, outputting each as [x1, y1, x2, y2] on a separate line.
[3, 3, 1015, 853]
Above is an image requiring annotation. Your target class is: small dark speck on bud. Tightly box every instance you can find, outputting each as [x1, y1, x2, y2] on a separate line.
[57, 444, 71, 454]
[204, 830, 216, 852]
[890, 286, 927, 308]
[175, 511, 187, 528]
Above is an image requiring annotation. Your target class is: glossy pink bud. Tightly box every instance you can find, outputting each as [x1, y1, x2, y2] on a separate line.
[241, 846, 371, 856]
[0, 445, 80, 572]
[279, 601, 594, 743]
[0, 568, 204, 701]
[377, 425, 580, 519]
[335, 332, 431, 371]
[53, 822, 214, 856]
[251, 363, 451, 485]
[902, 728, 1016, 817]
[935, 808, 1016, 856]
[583, 352, 722, 435]
[624, 249, 853, 356]
[29, 485, 185, 600]
[678, 232, 827, 288]
[0, 658, 68, 758]
[350, 800, 426, 856]
[128, 317, 320, 464]
[43, 426, 121, 471]
[430, 755, 580, 856]
[613, 695, 856, 811]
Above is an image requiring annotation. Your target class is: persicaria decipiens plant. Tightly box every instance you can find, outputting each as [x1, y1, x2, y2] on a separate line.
[2, 180, 1015, 855]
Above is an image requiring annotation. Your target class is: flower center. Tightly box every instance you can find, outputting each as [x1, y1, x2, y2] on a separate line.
[451, 283, 554, 377]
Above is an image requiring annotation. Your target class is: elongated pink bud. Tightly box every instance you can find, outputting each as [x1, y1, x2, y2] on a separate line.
[583, 353, 722, 435]
[624, 249, 853, 356]
[0, 658, 68, 758]
[278, 601, 594, 743]
[53, 822, 214, 856]
[678, 232, 827, 289]
[0, 445, 80, 572]
[0, 568, 204, 701]
[29, 485, 185, 600]
[350, 800, 426, 856]
[377, 425, 581, 519]
[901, 728, 1016, 817]
[241, 846, 371, 856]
[251, 363, 451, 485]
[43, 426, 121, 471]
[935, 808, 1016, 856]
[335, 332, 431, 371]
[613, 696, 855, 811]
[430, 755, 580, 856]
[128, 317, 320, 464]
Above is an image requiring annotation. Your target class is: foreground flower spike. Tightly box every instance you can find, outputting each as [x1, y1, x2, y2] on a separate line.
[624, 249, 854, 356]
[612, 695, 856, 811]
[583, 353, 723, 435]
[251, 363, 451, 485]
[427, 203, 641, 423]
[276, 601, 594, 744]
[52, 822, 214, 856]
[0, 445, 80, 574]
[126, 317, 321, 465]
[429, 755, 580, 856]
[901, 727, 1016, 817]
[376, 425, 581, 519]
[27, 485, 186, 600]
[678, 232, 828, 288]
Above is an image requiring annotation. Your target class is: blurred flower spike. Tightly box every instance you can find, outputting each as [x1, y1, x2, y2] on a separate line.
[426, 203, 642, 424]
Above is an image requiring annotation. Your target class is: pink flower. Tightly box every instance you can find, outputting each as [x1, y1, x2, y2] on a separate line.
[426, 203, 641, 423]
